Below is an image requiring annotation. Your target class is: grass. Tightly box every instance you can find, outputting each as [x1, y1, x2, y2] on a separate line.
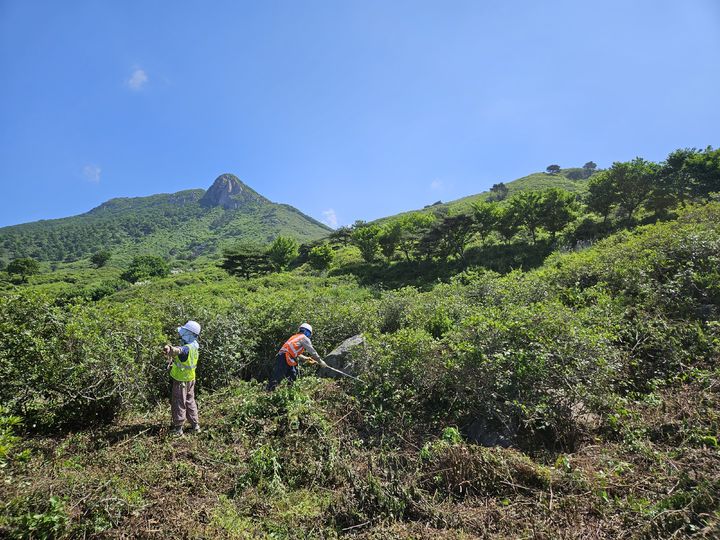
[2, 375, 718, 538]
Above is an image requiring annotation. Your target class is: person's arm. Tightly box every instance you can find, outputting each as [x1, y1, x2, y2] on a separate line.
[163, 344, 189, 359]
[299, 336, 321, 360]
[298, 337, 327, 367]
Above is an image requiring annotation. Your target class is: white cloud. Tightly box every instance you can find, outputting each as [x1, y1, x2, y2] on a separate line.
[430, 179, 443, 190]
[322, 209, 338, 228]
[83, 164, 101, 183]
[127, 68, 148, 90]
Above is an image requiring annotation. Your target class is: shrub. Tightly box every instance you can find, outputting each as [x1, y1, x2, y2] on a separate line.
[0, 291, 166, 430]
[90, 250, 112, 268]
[308, 243, 334, 271]
[267, 236, 298, 271]
[121, 255, 170, 283]
[6, 258, 40, 283]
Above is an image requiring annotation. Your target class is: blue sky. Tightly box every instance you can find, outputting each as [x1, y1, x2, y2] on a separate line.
[1, 0, 718, 228]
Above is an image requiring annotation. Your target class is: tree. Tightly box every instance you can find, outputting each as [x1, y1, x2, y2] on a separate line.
[417, 214, 475, 262]
[487, 182, 509, 202]
[308, 243, 334, 271]
[509, 191, 544, 243]
[546, 164, 561, 175]
[328, 226, 352, 246]
[6, 257, 40, 282]
[540, 188, 576, 240]
[685, 146, 720, 198]
[496, 205, 520, 244]
[415, 223, 448, 261]
[440, 214, 475, 261]
[586, 171, 617, 224]
[220, 243, 272, 279]
[351, 225, 381, 263]
[656, 148, 698, 207]
[266, 236, 298, 271]
[610, 158, 659, 222]
[90, 250, 111, 268]
[121, 255, 170, 283]
[396, 213, 435, 261]
[471, 201, 499, 244]
[378, 221, 402, 261]
[582, 162, 597, 178]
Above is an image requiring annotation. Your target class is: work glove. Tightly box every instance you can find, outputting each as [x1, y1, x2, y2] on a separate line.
[163, 344, 172, 355]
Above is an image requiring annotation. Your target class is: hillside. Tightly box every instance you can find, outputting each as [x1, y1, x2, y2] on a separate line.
[0, 174, 332, 264]
[2, 152, 719, 537]
[445, 170, 591, 211]
[373, 169, 592, 225]
[1, 203, 718, 538]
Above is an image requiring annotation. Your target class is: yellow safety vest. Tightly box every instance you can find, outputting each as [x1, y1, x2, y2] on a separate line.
[170, 341, 199, 382]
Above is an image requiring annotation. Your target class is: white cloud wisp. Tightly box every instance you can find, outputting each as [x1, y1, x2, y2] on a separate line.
[83, 164, 101, 183]
[127, 68, 148, 90]
[322, 209, 338, 228]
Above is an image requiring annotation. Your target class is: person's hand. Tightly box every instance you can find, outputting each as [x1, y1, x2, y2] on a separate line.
[163, 344, 172, 355]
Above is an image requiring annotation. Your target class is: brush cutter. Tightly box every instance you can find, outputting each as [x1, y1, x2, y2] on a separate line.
[321, 364, 366, 384]
[300, 355, 365, 384]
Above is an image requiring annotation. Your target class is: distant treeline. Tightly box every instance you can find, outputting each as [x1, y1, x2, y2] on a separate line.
[220, 146, 719, 280]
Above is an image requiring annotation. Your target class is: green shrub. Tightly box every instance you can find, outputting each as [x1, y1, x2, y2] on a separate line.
[308, 243, 334, 271]
[121, 255, 170, 283]
[0, 291, 166, 430]
[3, 496, 70, 539]
[0, 407, 24, 466]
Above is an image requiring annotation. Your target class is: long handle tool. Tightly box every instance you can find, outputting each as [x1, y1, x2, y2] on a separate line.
[322, 364, 366, 384]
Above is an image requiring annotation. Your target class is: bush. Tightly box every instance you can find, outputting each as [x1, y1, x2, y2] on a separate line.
[0, 406, 23, 466]
[90, 250, 112, 268]
[0, 291, 167, 430]
[6, 258, 40, 283]
[121, 255, 170, 283]
[308, 243, 334, 271]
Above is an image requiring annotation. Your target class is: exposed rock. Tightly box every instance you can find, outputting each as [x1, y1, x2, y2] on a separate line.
[571, 401, 602, 431]
[319, 334, 366, 379]
[200, 173, 269, 209]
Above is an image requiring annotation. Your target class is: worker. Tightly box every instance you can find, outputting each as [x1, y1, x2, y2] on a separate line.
[268, 322, 327, 390]
[163, 320, 201, 436]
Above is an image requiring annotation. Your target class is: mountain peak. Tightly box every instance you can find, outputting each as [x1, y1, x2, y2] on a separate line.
[200, 174, 269, 209]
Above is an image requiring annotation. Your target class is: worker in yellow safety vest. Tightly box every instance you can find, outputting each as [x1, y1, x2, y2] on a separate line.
[267, 323, 327, 390]
[163, 320, 201, 436]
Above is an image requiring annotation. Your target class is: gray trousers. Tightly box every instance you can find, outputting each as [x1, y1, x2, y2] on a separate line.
[171, 379, 199, 427]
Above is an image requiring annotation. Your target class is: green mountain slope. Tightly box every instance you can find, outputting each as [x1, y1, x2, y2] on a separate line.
[447, 170, 590, 210]
[1, 203, 718, 537]
[374, 169, 592, 225]
[0, 174, 332, 263]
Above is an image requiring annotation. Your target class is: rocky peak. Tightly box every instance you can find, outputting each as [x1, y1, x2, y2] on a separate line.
[199, 174, 269, 209]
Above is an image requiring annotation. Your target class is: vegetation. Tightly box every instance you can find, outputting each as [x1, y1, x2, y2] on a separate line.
[0, 179, 330, 265]
[6, 257, 40, 283]
[220, 243, 273, 279]
[90, 250, 112, 268]
[267, 236, 299, 271]
[121, 254, 171, 283]
[1, 149, 719, 537]
[308, 243, 334, 271]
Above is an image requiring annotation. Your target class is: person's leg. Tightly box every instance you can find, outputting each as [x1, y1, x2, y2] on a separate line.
[288, 365, 298, 384]
[267, 353, 286, 391]
[185, 380, 200, 431]
[171, 380, 187, 433]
